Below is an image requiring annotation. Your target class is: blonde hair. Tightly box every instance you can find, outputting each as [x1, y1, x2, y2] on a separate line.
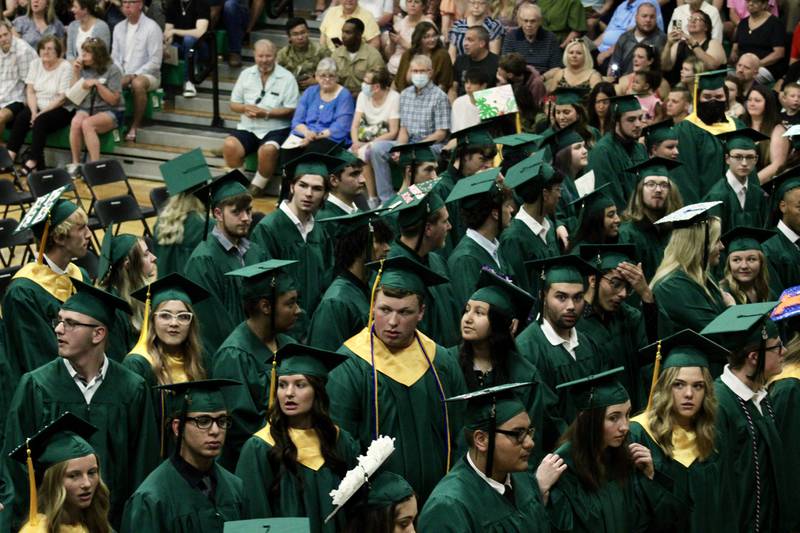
[721, 249, 771, 304]
[490, 0, 514, 21]
[156, 193, 205, 246]
[47, 210, 88, 251]
[650, 217, 723, 300]
[146, 299, 206, 385]
[27, 0, 55, 25]
[35, 456, 111, 533]
[97, 237, 148, 330]
[562, 39, 594, 74]
[646, 366, 717, 461]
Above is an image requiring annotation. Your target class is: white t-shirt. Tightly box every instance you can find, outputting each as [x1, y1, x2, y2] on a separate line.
[451, 94, 481, 132]
[359, 0, 393, 21]
[124, 20, 138, 69]
[76, 24, 93, 54]
[25, 59, 73, 110]
[355, 89, 400, 126]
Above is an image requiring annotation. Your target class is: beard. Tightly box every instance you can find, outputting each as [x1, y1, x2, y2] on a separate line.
[697, 100, 727, 124]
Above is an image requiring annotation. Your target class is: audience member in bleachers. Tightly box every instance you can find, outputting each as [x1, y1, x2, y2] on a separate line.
[12, 0, 65, 49]
[290, 57, 354, 147]
[726, 0, 778, 38]
[332, 17, 385, 98]
[724, 75, 746, 118]
[96, 0, 125, 31]
[450, 25, 498, 101]
[358, 0, 393, 27]
[277, 17, 330, 93]
[734, 53, 759, 96]
[2, 0, 28, 19]
[587, 81, 614, 136]
[0, 20, 37, 143]
[615, 43, 670, 102]
[668, 0, 722, 43]
[66, 38, 123, 170]
[791, 19, 800, 65]
[661, 10, 724, 86]
[679, 54, 704, 87]
[398, 54, 450, 144]
[501, 3, 561, 76]
[448, 0, 504, 61]
[595, 0, 663, 68]
[498, 52, 545, 131]
[6, 35, 72, 174]
[65, 0, 111, 61]
[543, 38, 601, 93]
[741, 85, 789, 184]
[163, 0, 209, 98]
[394, 20, 453, 93]
[609, 2, 665, 76]
[537, 0, 586, 46]
[319, 0, 380, 51]
[385, 0, 426, 76]
[111, 0, 162, 142]
[208, 0, 247, 68]
[450, 67, 489, 135]
[729, 0, 785, 80]
[225, 39, 298, 195]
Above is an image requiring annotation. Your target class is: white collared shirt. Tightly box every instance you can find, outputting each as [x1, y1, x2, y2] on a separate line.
[726, 170, 748, 210]
[465, 451, 512, 495]
[720, 364, 768, 415]
[778, 219, 800, 245]
[279, 200, 315, 242]
[326, 194, 358, 215]
[63, 356, 109, 404]
[44, 254, 67, 275]
[515, 207, 551, 244]
[541, 319, 580, 359]
[465, 228, 501, 268]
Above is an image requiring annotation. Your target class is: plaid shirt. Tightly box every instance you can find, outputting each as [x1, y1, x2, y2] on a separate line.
[0, 37, 37, 108]
[399, 82, 451, 143]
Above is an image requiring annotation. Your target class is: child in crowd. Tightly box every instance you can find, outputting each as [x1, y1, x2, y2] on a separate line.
[780, 82, 800, 126]
[631, 70, 663, 124]
[725, 75, 745, 118]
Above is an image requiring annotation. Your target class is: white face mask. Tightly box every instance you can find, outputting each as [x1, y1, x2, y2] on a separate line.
[361, 82, 372, 97]
[411, 73, 430, 88]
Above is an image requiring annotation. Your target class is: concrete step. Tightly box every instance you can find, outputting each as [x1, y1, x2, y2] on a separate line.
[174, 93, 232, 113]
[152, 108, 239, 129]
[135, 125, 229, 153]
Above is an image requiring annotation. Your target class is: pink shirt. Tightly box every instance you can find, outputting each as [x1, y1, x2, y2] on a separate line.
[727, 0, 778, 20]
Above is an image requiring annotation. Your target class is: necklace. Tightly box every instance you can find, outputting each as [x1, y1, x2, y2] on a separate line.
[180, 0, 191, 16]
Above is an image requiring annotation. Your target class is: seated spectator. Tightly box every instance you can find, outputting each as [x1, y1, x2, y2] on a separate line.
[489, 0, 518, 29]
[595, 0, 663, 66]
[6, 35, 73, 174]
[667, 0, 722, 42]
[96, 0, 125, 31]
[224, 39, 298, 194]
[725, 75, 746, 118]
[587, 81, 615, 135]
[207, 0, 247, 68]
[497, 52, 545, 131]
[111, 0, 162, 142]
[67, 38, 123, 169]
[609, 2, 666, 76]
[583, 0, 614, 39]
[395, 20, 453, 92]
[12, 0, 65, 49]
[449, 67, 489, 135]
[320, 0, 380, 51]
[661, 10, 724, 86]
[163, 0, 209, 98]
[729, 0, 785, 80]
[291, 57, 355, 146]
[450, 25, 498, 100]
[742, 84, 789, 183]
[537, 0, 586, 46]
[0, 20, 37, 142]
[734, 53, 760, 96]
[385, 0, 427, 75]
[332, 17, 385, 97]
[665, 83, 690, 123]
[630, 69, 663, 124]
[543, 38, 601, 93]
[66, 0, 111, 61]
[501, 2, 562, 75]
[277, 17, 330, 93]
[615, 43, 670, 101]
[448, 0, 504, 61]
[2, 0, 28, 19]
[350, 66, 399, 206]
[359, 0, 393, 27]
[726, 0, 777, 39]
[779, 82, 800, 126]
[679, 55, 704, 87]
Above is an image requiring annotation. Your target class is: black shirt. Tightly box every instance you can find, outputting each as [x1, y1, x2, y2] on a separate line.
[453, 51, 499, 96]
[165, 0, 210, 30]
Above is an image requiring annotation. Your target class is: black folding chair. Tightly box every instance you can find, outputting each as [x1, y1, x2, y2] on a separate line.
[81, 159, 157, 220]
[72, 250, 99, 283]
[149, 186, 169, 216]
[0, 147, 23, 190]
[0, 179, 33, 218]
[94, 195, 152, 237]
[0, 265, 22, 300]
[0, 218, 34, 268]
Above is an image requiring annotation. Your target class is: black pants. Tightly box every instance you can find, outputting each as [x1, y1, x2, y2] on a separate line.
[7, 106, 74, 168]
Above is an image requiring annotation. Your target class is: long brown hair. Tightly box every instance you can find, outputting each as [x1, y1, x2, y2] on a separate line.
[145, 300, 206, 384]
[81, 38, 111, 74]
[97, 237, 149, 330]
[622, 177, 683, 223]
[37, 456, 111, 533]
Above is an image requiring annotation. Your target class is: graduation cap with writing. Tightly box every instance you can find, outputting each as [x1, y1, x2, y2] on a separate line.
[556, 367, 629, 412]
[654, 201, 721, 270]
[9, 412, 97, 528]
[368, 254, 448, 296]
[159, 148, 213, 196]
[568, 182, 615, 220]
[525, 254, 600, 323]
[15, 185, 79, 263]
[450, 120, 497, 148]
[627, 156, 682, 181]
[494, 132, 543, 159]
[553, 87, 588, 106]
[721, 226, 776, 254]
[642, 119, 678, 149]
[446, 382, 533, 478]
[470, 267, 535, 323]
[578, 243, 637, 272]
[607, 94, 642, 115]
[384, 179, 445, 235]
[716, 127, 769, 153]
[445, 167, 504, 210]
[61, 278, 132, 327]
[223, 518, 310, 533]
[97, 227, 139, 284]
[771, 285, 800, 323]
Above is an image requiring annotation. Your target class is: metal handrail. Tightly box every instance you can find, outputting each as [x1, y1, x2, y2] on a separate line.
[188, 31, 224, 128]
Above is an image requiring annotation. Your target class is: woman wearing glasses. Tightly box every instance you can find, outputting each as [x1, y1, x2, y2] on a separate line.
[290, 57, 354, 147]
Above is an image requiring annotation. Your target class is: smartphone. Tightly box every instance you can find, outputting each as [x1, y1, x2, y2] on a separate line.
[674, 19, 682, 31]
[331, 37, 343, 47]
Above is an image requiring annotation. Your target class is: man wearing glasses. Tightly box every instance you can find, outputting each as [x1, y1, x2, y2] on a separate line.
[121, 379, 247, 532]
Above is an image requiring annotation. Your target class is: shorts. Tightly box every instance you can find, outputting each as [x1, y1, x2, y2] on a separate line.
[2, 101, 24, 119]
[229, 127, 291, 155]
[130, 73, 160, 90]
[104, 110, 124, 128]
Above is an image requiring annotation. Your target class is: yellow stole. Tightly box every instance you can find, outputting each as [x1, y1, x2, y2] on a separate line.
[768, 362, 800, 385]
[344, 327, 437, 387]
[684, 113, 738, 136]
[19, 515, 89, 533]
[254, 424, 331, 471]
[137, 351, 190, 383]
[630, 412, 700, 468]
[12, 262, 83, 302]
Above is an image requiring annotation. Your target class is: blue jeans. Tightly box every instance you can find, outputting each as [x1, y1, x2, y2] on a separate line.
[369, 140, 397, 202]
[176, 35, 198, 80]
[223, 0, 247, 54]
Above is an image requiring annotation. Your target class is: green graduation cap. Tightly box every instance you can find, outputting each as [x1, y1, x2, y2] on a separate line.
[159, 148, 213, 196]
[450, 121, 497, 148]
[653, 201, 721, 229]
[326, 142, 363, 174]
[275, 342, 348, 380]
[494, 133, 543, 158]
[224, 518, 310, 533]
[503, 150, 557, 199]
[639, 329, 730, 370]
[642, 119, 678, 148]
[225, 259, 299, 300]
[721, 226, 776, 254]
[545, 126, 585, 154]
[131, 272, 210, 309]
[556, 367, 629, 411]
[717, 127, 769, 152]
[553, 87, 588, 106]
[389, 140, 438, 167]
[366, 471, 415, 508]
[568, 182, 616, 216]
[695, 68, 730, 91]
[608, 94, 642, 115]
[577, 243, 637, 272]
[317, 207, 388, 238]
[765, 164, 800, 201]
[701, 302, 780, 352]
[470, 267, 535, 322]
[284, 151, 343, 179]
[192, 169, 251, 207]
[627, 156, 682, 180]
[97, 228, 139, 283]
[526, 254, 600, 288]
[155, 378, 242, 415]
[384, 179, 446, 230]
[368, 255, 448, 296]
[61, 279, 132, 327]
[16, 185, 78, 240]
[444, 167, 503, 209]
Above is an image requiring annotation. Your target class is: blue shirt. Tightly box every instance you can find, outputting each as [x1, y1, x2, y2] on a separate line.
[291, 84, 355, 145]
[598, 0, 663, 52]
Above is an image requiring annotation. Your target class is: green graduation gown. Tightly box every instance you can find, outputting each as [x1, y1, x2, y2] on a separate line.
[586, 132, 648, 209]
[498, 216, 560, 295]
[652, 271, 727, 338]
[617, 218, 670, 283]
[762, 228, 800, 295]
[327, 328, 467, 504]
[556, 174, 580, 238]
[306, 271, 371, 351]
[120, 457, 246, 533]
[446, 233, 510, 314]
[703, 175, 769, 235]
[436, 166, 465, 259]
[104, 286, 137, 363]
[417, 457, 551, 532]
[211, 323, 296, 470]
[714, 377, 790, 533]
[316, 198, 350, 221]
[0, 358, 159, 530]
[153, 211, 209, 277]
[768, 365, 800, 531]
[234, 425, 360, 533]
[250, 208, 335, 339]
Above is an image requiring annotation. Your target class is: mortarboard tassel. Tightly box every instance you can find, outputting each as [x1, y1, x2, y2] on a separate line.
[748, 325, 768, 382]
[26, 440, 38, 526]
[646, 340, 662, 411]
[485, 400, 497, 479]
[268, 276, 278, 410]
[127, 284, 159, 453]
[368, 258, 386, 439]
[36, 213, 51, 265]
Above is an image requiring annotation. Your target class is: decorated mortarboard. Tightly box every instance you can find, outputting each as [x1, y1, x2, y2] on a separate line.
[525, 254, 600, 286]
[771, 285, 800, 322]
[450, 121, 497, 147]
[61, 279, 132, 327]
[470, 267, 535, 322]
[284, 151, 345, 179]
[627, 156, 682, 180]
[275, 342, 348, 380]
[384, 179, 445, 230]
[192, 169, 251, 207]
[556, 367, 629, 411]
[97, 227, 138, 283]
[317, 207, 388, 238]
[568, 182, 615, 217]
[365, 471, 415, 508]
[578, 243, 637, 272]
[720, 226, 776, 254]
[607, 94, 642, 115]
[654, 201, 721, 228]
[716, 127, 770, 152]
[368, 255, 448, 296]
[155, 378, 242, 415]
[764, 164, 800, 200]
[131, 272, 210, 309]
[159, 148, 213, 196]
[642, 119, 678, 147]
[553, 86, 588, 106]
[545, 126, 585, 154]
[225, 259, 299, 300]
[444, 167, 503, 209]
[388, 141, 438, 167]
[694, 68, 730, 91]
[16, 186, 79, 263]
[701, 302, 780, 352]
[223, 518, 310, 533]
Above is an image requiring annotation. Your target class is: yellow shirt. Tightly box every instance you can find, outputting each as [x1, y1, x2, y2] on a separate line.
[319, 6, 380, 51]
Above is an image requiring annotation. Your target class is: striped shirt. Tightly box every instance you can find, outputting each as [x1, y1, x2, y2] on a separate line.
[448, 17, 505, 57]
[0, 37, 37, 108]
[500, 27, 563, 73]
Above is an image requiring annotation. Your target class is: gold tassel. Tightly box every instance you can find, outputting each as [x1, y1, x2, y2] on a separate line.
[36, 215, 51, 265]
[367, 259, 385, 334]
[268, 356, 277, 410]
[26, 440, 38, 526]
[646, 340, 663, 411]
[128, 284, 152, 358]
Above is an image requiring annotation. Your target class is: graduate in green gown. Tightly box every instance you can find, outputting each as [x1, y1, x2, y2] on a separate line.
[337, 470, 418, 532]
[628, 330, 737, 533]
[718, 227, 778, 304]
[701, 303, 793, 533]
[445, 168, 514, 310]
[121, 379, 247, 533]
[642, 119, 695, 205]
[235, 343, 360, 533]
[516, 255, 606, 422]
[1, 281, 159, 531]
[382, 141, 441, 226]
[326, 255, 468, 504]
[250, 153, 341, 339]
[2, 193, 92, 383]
[153, 148, 214, 277]
[761, 168, 800, 294]
[184, 170, 270, 354]
[316, 148, 363, 224]
[548, 368, 685, 533]
[549, 126, 588, 242]
[211, 260, 301, 470]
[418, 383, 562, 532]
[585, 95, 648, 209]
[567, 184, 620, 252]
[308, 209, 394, 350]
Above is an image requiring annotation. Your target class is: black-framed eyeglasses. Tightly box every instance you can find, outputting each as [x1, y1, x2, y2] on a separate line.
[495, 426, 534, 445]
[765, 342, 784, 353]
[185, 415, 233, 430]
[51, 318, 101, 331]
[254, 89, 265, 105]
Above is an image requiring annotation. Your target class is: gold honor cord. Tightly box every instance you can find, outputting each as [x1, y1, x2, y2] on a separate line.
[646, 340, 662, 412]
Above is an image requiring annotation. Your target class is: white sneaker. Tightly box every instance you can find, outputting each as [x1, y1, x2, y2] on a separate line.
[65, 163, 80, 176]
[183, 81, 197, 98]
